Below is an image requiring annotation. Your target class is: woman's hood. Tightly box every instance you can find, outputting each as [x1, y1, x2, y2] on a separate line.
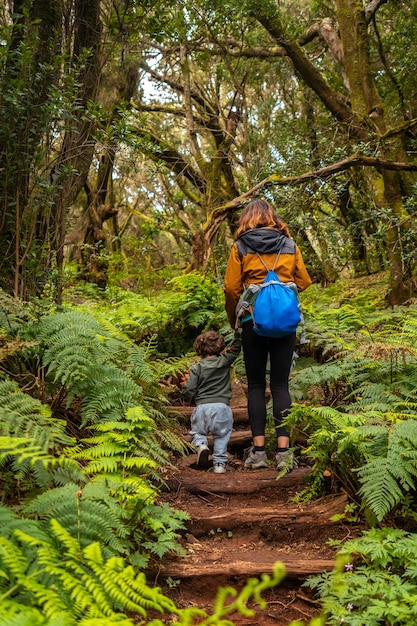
[237, 228, 292, 255]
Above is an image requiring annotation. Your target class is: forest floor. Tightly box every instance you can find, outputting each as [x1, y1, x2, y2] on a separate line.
[146, 383, 365, 625]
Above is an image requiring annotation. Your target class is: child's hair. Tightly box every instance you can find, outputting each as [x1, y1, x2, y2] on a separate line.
[194, 331, 225, 357]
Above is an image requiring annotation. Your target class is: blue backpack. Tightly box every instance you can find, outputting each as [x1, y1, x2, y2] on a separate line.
[235, 251, 302, 338]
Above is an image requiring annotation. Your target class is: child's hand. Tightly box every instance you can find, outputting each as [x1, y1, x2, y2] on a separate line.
[180, 374, 188, 387]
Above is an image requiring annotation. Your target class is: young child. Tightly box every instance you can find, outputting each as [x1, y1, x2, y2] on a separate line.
[181, 330, 241, 474]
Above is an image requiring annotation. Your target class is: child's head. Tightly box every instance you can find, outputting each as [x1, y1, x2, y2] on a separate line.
[194, 331, 225, 358]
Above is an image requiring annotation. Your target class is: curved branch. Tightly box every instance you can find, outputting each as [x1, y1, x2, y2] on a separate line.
[139, 62, 217, 116]
[365, 0, 389, 23]
[225, 17, 343, 60]
[134, 128, 207, 195]
[131, 101, 186, 117]
[380, 117, 417, 140]
[204, 154, 417, 224]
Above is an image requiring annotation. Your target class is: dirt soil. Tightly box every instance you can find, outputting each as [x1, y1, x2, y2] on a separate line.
[147, 384, 364, 625]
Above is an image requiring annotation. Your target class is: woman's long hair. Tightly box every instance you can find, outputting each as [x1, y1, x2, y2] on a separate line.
[235, 199, 291, 239]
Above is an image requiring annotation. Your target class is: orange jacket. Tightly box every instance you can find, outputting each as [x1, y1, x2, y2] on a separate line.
[224, 227, 312, 328]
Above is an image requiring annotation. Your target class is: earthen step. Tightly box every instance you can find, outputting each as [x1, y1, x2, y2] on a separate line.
[164, 465, 312, 495]
[184, 493, 348, 536]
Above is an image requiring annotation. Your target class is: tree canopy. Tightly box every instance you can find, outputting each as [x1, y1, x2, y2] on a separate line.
[0, 0, 416, 302]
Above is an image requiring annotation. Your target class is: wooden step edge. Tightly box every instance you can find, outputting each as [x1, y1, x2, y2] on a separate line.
[149, 558, 335, 579]
[169, 406, 249, 423]
[182, 429, 253, 446]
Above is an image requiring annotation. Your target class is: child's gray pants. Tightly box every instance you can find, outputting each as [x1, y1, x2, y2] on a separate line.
[189, 402, 233, 464]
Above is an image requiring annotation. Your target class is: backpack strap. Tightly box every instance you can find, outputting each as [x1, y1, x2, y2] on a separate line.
[256, 251, 281, 275]
[255, 238, 285, 276]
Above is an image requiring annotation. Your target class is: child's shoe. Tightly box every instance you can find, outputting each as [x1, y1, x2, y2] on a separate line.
[213, 462, 227, 474]
[196, 444, 210, 469]
[276, 448, 297, 473]
[244, 448, 268, 469]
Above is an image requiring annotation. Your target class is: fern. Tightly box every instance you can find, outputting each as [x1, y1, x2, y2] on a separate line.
[126, 344, 154, 383]
[65, 272, 225, 354]
[0, 379, 73, 449]
[22, 310, 153, 427]
[0, 506, 49, 542]
[0, 507, 179, 624]
[291, 324, 417, 414]
[71, 406, 169, 477]
[285, 404, 367, 502]
[30, 311, 137, 415]
[64, 406, 187, 564]
[139, 501, 189, 558]
[290, 361, 346, 402]
[345, 381, 407, 412]
[23, 482, 131, 560]
[344, 419, 417, 521]
[1, 421, 186, 569]
[25, 309, 184, 439]
[80, 372, 142, 425]
[0, 436, 84, 488]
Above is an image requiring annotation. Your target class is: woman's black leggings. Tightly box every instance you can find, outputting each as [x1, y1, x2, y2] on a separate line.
[241, 320, 296, 438]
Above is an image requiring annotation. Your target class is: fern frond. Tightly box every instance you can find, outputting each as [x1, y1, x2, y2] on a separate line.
[352, 419, 417, 520]
[357, 457, 405, 521]
[24, 483, 131, 559]
[26, 309, 152, 426]
[139, 502, 189, 558]
[81, 372, 142, 425]
[71, 406, 170, 477]
[0, 380, 72, 449]
[155, 426, 189, 456]
[126, 345, 154, 383]
[0, 508, 178, 622]
[0, 436, 83, 488]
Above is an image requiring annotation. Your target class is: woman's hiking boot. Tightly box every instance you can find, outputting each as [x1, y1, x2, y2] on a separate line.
[244, 448, 268, 469]
[276, 448, 297, 473]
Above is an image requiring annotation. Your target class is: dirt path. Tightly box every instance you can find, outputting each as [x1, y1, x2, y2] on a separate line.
[148, 384, 363, 625]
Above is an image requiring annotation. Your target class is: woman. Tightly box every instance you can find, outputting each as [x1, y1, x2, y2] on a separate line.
[224, 199, 312, 471]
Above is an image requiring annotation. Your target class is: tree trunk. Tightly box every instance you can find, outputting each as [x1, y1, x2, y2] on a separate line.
[335, 0, 415, 302]
[64, 59, 139, 288]
[0, 0, 62, 298]
[52, 0, 102, 302]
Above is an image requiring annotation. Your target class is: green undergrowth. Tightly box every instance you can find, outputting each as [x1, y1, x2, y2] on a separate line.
[287, 273, 417, 518]
[63, 271, 228, 355]
[304, 527, 417, 625]
[1, 269, 417, 625]
[271, 272, 417, 625]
